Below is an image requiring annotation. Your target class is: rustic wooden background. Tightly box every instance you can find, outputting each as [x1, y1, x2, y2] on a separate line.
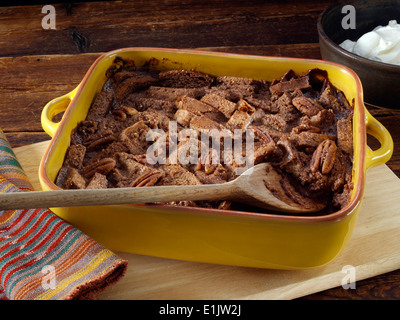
[0, 0, 399, 299]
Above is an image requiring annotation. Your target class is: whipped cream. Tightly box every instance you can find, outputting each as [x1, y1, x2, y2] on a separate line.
[339, 20, 400, 66]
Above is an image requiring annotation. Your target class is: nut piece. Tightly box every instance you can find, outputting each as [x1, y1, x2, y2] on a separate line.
[310, 139, 337, 174]
[292, 96, 323, 116]
[112, 108, 127, 122]
[129, 171, 163, 187]
[84, 134, 116, 151]
[80, 157, 116, 179]
[121, 105, 138, 116]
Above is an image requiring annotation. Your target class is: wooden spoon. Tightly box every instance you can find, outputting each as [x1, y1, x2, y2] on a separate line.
[0, 163, 325, 213]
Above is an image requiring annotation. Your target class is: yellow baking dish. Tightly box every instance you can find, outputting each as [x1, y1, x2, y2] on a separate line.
[39, 48, 393, 270]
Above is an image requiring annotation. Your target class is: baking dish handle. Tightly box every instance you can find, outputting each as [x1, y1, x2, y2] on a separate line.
[41, 87, 78, 137]
[365, 109, 393, 170]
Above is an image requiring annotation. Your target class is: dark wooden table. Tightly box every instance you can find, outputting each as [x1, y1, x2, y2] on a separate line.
[1, 0, 399, 300]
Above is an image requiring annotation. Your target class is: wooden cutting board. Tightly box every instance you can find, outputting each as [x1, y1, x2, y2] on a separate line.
[13, 140, 400, 300]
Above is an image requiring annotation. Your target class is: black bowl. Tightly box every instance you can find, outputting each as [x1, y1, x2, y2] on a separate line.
[317, 0, 400, 109]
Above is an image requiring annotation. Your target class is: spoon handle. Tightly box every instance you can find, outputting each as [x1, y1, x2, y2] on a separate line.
[0, 183, 236, 210]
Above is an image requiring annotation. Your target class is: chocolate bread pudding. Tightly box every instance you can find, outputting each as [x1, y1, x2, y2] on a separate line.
[55, 57, 354, 214]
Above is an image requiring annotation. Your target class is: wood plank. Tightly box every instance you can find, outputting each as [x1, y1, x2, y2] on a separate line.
[0, 53, 100, 132]
[0, 0, 334, 56]
[3, 132, 50, 148]
[12, 140, 400, 300]
[300, 269, 400, 299]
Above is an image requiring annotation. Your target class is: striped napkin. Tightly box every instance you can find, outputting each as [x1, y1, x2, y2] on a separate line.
[0, 130, 127, 300]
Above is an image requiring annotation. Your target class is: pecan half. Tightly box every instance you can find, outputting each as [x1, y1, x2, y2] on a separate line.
[217, 200, 231, 210]
[112, 108, 127, 122]
[120, 105, 138, 116]
[112, 106, 138, 121]
[292, 96, 323, 117]
[129, 171, 163, 187]
[237, 98, 256, 114]
[86, 135, 116, 151]
[252, 125, 273, 144]
[310, 139, 337, 174]
[80, 157, 116, 179]
[83, 129, 116, 151]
